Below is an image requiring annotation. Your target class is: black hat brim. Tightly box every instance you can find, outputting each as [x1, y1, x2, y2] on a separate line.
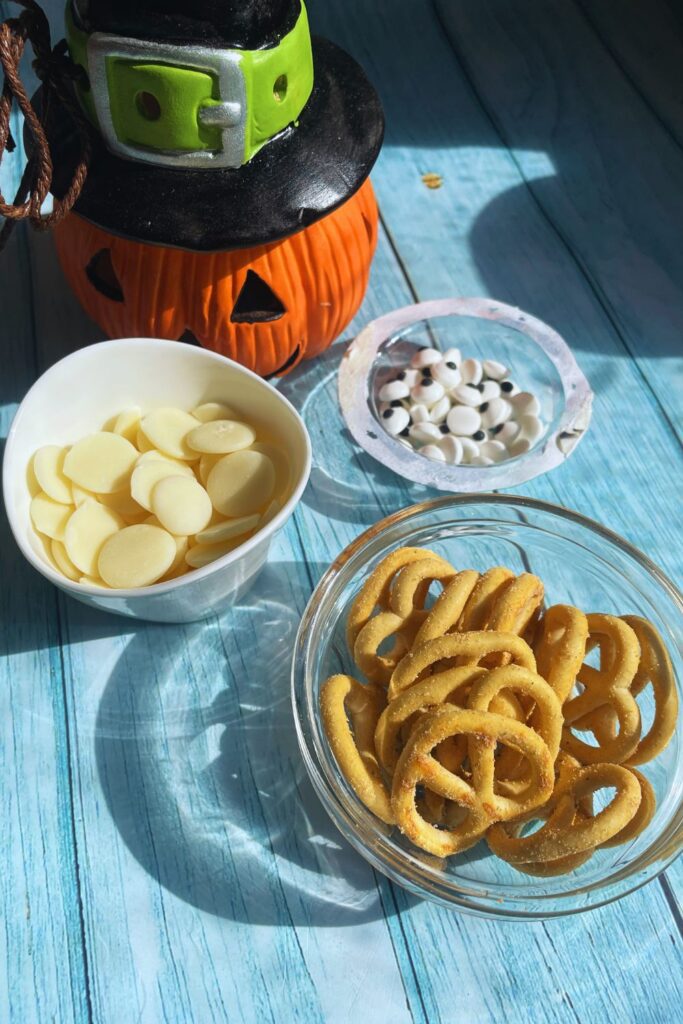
[36, 37, 384, 251]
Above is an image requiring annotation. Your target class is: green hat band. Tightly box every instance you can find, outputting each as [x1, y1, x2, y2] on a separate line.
[67, 2, 314, 168]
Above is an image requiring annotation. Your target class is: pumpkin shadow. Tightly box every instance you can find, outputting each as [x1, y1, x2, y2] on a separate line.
[95, 559, 420, 924]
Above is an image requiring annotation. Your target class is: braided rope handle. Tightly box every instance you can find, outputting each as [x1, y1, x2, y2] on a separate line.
[0, 0, 90, 249]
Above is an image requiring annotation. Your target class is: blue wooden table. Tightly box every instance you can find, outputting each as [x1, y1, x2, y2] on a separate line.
[2, 2, 682, 1021]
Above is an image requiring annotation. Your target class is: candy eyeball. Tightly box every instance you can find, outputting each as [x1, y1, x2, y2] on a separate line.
[482, 359, 508, 380]
[478, 380, 501, 402]
[420, 444, 446, 462]
[451, 383, 482, 407]
[378, 380, 410, 402]
[428, 395, 451, 424]
[411, 378, 446, 405]
[432, 360, 461, 389]
[381, 405, 411, 435]
[447, 405, 481, 436]
[460, 358, 483, 385]
[375, 347, 544, 466]
[410, 347, 442, 369]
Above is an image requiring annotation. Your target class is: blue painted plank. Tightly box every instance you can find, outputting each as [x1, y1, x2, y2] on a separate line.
[0, 11, 90, 1014]
[575, 0, 683, 150]
[0, 235, 90, 1024]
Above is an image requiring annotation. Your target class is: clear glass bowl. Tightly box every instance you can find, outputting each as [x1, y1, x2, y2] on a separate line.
[291, 495, 682, 919]
[338, 299, 593, 492]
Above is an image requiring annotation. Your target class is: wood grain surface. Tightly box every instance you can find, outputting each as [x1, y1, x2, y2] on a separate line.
[1, 1, 681, 1022]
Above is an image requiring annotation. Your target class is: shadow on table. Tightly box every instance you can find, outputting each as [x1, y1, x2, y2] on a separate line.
[278, 346, 430, 525]
[95, 559, 431, 925]
[0, 438, 138, 656]
[311, 0, 683, 360]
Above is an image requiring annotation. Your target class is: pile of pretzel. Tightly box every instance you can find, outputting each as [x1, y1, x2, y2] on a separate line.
[320, 547, 678, 874]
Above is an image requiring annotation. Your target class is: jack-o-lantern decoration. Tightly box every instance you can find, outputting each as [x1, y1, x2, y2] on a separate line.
[53, 178, 378, 377]
[24, 0, 384, 375]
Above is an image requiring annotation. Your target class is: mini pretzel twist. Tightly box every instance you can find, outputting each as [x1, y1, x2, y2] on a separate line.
[458, 567, 515, 632]
[572, 705, 619, 747]
[496, 755, 596, 874]
[388, 631, 537, 701]
[466, 665, 561, 819]
[375, 665, 487, 773]
[346, 547, 441, 650]
[392, 705, 553, 856]
[353, 610, 426, 686]
[319, 550, 676, 875]
[391, 707, 490, 857]
[534, 604, 589, 705]
[562, 615, 642, 764]
[487, 763, 642, 864]
[388, 557, 456, 619]
[598, 768, 656, 848]
[320, 674, 393, 823]
[622, 616, 679, 766]
[484, 573, 544, 663]
[413, 570, 480, 645]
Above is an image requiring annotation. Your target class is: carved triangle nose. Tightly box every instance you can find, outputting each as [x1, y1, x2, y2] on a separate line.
[85, 248, 124, 302]
[231, 270, 286, 324]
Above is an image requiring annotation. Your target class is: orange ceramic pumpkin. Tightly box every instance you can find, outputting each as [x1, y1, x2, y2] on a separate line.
[53, 179, 378, 378]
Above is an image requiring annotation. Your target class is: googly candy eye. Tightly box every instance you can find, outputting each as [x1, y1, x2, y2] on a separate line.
[518, 414, 544, 445]
[409, 403, 430, 424]
[492, 421, 519, 443]
[409, 422, 444, 444]
[509, 391, 540, 416]
[432, 360, 461, 389]
[451, 383, 482, 407]
[480, 397, 512, 429]
[478, 440, 507, 463]
[380, 405, 410, 435]
[460, 358, 483, 385]
[478, 380, 501, 402]
[439, 435, 463, 465]
[447, 405, 481, 436]
[482, 359, 509, 380]
[457, 437, 480, 463]
[428, 395, 452, 424]
[410, 347, 442, 369]
[508, 437, 531, 457]
[378, 379, 411, 402]
[421, 444, 447, 462]
[411, 378, 446, 405]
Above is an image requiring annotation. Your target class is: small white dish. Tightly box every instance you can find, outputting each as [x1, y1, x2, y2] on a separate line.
[3, 338, 311, 623]
[339, 298, 593, 490]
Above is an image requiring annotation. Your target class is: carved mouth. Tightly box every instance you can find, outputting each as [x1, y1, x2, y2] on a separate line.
[264, 344, 301, 379]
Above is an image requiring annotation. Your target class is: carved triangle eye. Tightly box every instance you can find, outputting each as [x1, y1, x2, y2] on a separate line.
[231, 270, 286, 324]
[85, 248, 124, 302]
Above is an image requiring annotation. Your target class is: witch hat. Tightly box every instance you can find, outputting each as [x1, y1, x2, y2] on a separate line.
[37, 0, 384, 251]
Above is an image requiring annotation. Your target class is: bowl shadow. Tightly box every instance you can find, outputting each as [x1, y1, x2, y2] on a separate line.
[278, 344, 432, 524]
[94, 559, 416, 924]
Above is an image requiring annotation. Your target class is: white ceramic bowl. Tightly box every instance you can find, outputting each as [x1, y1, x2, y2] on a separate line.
[3, 338, 311, 623]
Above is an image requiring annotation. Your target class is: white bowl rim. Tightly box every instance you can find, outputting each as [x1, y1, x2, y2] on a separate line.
[2, 337, 312, 598]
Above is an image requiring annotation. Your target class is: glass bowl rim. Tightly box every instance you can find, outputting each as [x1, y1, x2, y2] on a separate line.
[291, 492, 683, 919]
[337, 298, 594, 492]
